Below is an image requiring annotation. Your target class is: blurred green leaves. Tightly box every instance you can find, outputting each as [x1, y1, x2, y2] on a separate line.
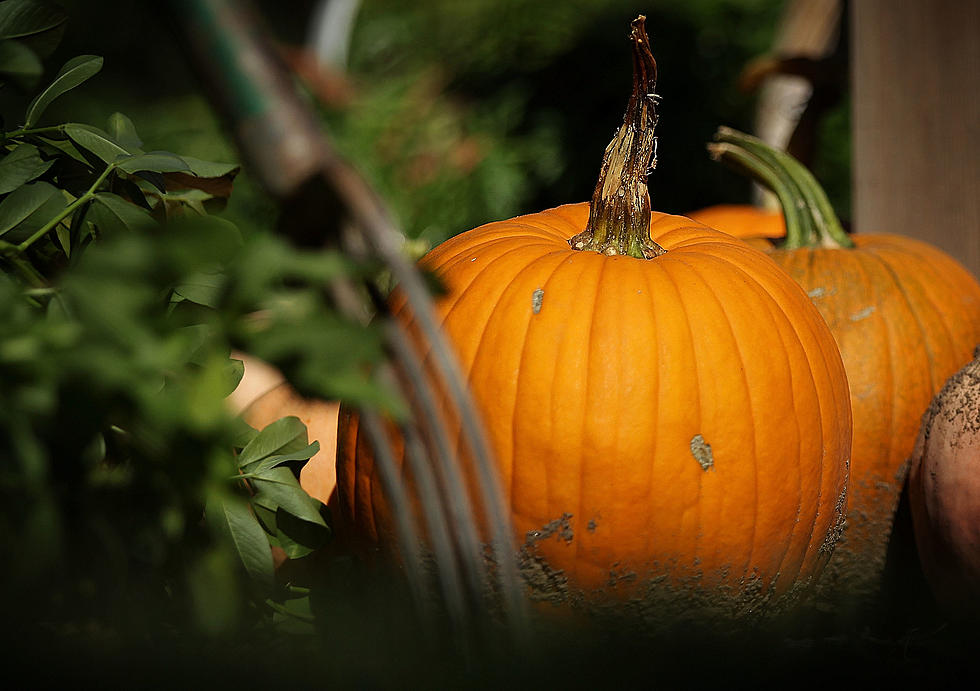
[0, 205, 395, 636]
[0, 0, 66, 87]
[0, 1, 396, 643]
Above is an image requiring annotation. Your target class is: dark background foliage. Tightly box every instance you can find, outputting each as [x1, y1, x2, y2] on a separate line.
[32, 0, 850, 246]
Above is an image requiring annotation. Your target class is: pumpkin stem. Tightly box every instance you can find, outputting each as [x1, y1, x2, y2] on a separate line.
[709, 127, 854, 250]
[706, 142, 817, 249]
[569, 16, 666, 259]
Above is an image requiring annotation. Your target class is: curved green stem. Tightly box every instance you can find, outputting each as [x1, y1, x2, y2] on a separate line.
[712, 127, 853, 249]
[264, 598, 315, 623]
[569, 16, 665, 259]
[707, 142, 815, 249]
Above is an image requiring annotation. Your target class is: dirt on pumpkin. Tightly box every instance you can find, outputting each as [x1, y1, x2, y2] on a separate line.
[508, 511, 824, 631]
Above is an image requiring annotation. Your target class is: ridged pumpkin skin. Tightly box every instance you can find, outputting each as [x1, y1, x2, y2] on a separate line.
[705, 129, 980, 602]
[908, 354, 980, 620]
[746, 235, 980, 596]
[333, 202, 851, 607]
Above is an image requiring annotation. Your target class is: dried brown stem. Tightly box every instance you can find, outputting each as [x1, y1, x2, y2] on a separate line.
[569, 16, 665, 259]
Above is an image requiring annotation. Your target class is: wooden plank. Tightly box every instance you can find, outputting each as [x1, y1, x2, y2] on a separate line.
[852, 0, 980, 275]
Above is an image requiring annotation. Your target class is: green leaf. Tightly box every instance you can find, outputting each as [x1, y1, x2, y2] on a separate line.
[0, 1, 65, 63]
[172, 269, 224, 307]
[269, 595, 315, 634]
[187, 547, 242, 635]
[154, 188, 212, 216]
[186, 353, 233, 429]
[226, 358, 245, 395]
[231, 416, 259, 449]
[161, 156, 241, 211]
[240, 441, 319, 475]
[0, 179, 57, 236]
[63, 122, 130, 164]
[110, 175, 151, 210]
[105, 112, 143, 152]
[117, 151, 190, 175]
[88, 192, 155, 234]
[252, 503, 278, 536]
[208, 494, 275, 591]
[24, 55, 103, 127]
[1, 185, 66, 244]
[132, 170, 166, 195]
[0, 1, 67, 40]
[35, 138, 89, 165]
[0, 38, 41, 86]
[0, 143, 54, 195]
[55, 221, 69, 257]
[275, 506, 329, 559]
[179, 156, 240, 179]
[252, 466, 327, 527]
[237, 416, 309, 468]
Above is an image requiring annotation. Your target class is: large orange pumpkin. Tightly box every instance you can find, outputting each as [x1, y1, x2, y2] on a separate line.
[707, 128, 980, 604]
[332, 20, 851, 612]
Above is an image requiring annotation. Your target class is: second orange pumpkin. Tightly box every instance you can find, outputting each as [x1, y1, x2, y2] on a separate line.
[707, 128, 980, 603]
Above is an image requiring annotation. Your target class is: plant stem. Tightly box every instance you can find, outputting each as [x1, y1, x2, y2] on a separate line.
[22, 287, 58, 297]
[713, 127, 853, 249]
[568, 16, 665, 259]
[264, 599, 315, 623]
[707, 142, 815, 249]
[1, 254, 49, 289]
[5, 125, 65, 140]
[15, 162, 116, 253]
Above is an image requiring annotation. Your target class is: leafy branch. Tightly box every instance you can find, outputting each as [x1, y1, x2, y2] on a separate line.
[0, 1, 383, 639]
[0, 43, 240, 287]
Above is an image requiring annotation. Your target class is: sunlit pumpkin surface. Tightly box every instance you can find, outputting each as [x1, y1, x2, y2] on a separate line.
[333, 202, 851, 611]
[688, 204, 786, 242]
[766, 235, 980, 593]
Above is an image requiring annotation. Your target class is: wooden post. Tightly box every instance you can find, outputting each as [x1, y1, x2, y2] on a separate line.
[852, 0, 980, 276]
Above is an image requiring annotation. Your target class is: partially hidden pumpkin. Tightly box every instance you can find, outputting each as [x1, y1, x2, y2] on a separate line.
[332, 19, 851, 613]
[908, 352, 980, 620]
[687, 204, 785, 251]
[243, 382, 340, 506]
[707, 128, 980, 605]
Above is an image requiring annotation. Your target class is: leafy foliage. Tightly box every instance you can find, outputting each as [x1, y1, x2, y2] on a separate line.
[0, 0, 65, 88]
[0, 0, 396, 640]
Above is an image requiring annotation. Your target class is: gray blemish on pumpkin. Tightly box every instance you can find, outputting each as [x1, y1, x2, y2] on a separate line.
[532, 288, 545, 314]
[507, 530, 813, 626]
[849, 306, 876, 321]
[819, 484, 849, 555]
[526, 512, 574, 545]
[587, 518, 598, 533]
[518, 513, 575, 603]
[690, 434, 714, 471]
[608, 563, 639, 587]
[808, 287, 827, 299]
